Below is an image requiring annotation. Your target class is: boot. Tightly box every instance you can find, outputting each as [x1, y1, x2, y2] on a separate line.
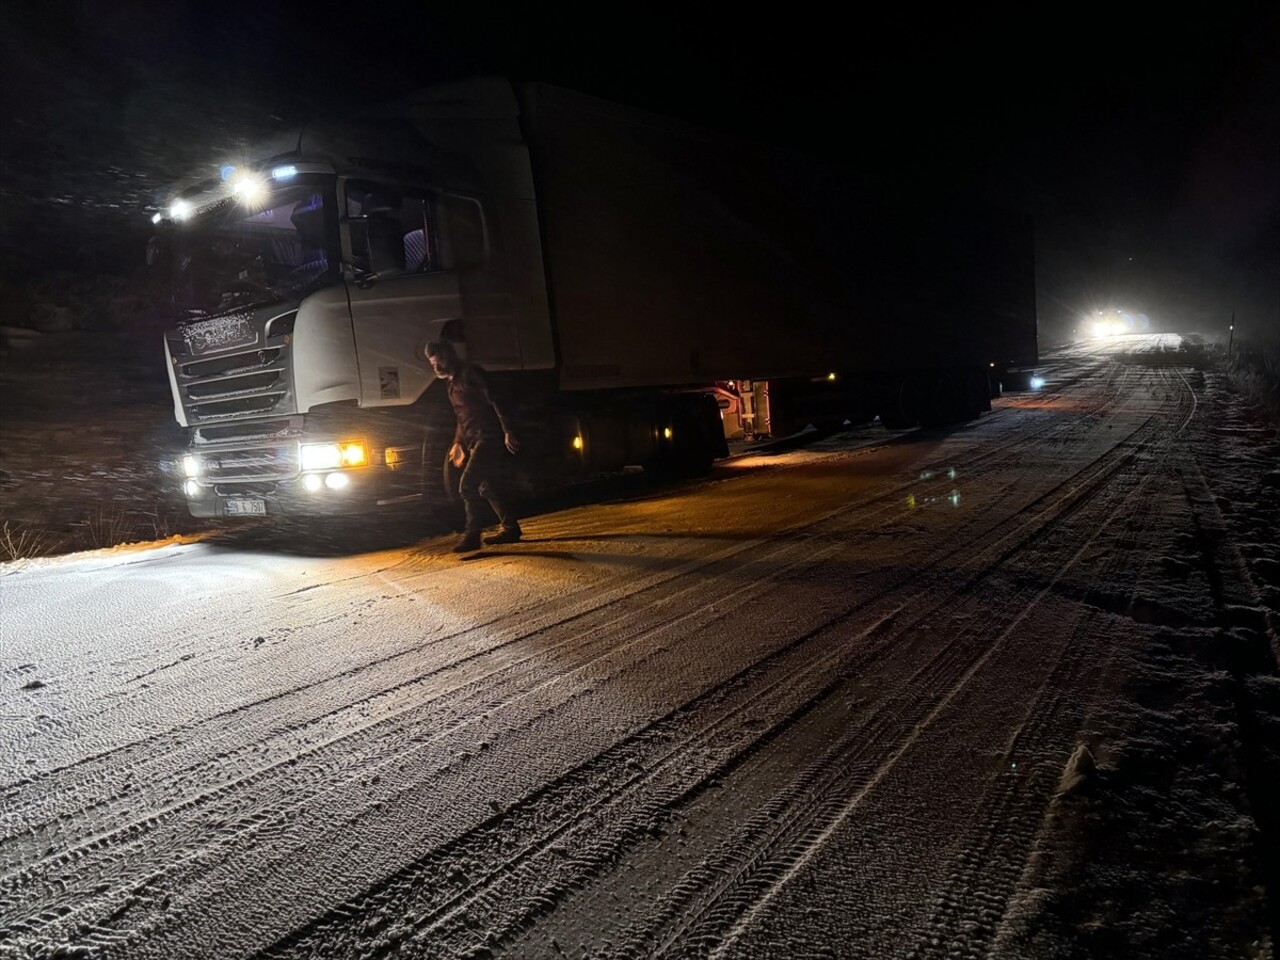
[454, 500, 484, 553]
[484, 523, 522, 545]
[453, 530, 482, 553]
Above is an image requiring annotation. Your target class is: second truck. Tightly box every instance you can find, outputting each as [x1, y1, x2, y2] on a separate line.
[154, 77, 1038, 520]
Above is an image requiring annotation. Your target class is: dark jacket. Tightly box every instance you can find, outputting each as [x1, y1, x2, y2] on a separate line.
[447, 363, 512, 445]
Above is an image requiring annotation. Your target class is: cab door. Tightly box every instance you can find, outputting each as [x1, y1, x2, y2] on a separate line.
[442, 191, 522, 369]
[341, 179, 461, 408]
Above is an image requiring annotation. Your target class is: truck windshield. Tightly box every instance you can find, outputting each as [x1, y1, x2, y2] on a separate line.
[163, 178, 339, 311]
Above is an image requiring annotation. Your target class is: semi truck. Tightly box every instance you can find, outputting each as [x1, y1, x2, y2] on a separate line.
[155, 77, 1037, 520]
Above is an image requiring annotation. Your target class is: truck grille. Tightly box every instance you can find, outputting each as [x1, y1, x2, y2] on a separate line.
[192, 417, 304, 482]
[168, 309, 297, 424]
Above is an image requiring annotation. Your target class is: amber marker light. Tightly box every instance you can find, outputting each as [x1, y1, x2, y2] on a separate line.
[340, 442, 368, 467]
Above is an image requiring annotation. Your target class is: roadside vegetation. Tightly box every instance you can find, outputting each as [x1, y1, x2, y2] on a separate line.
[0, 270, 200, 562]
[1227, 331, 1280, 426]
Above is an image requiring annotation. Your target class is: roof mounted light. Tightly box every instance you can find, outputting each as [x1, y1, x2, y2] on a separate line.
[271, 164, 298, 181]
[231, 173, 267, 205]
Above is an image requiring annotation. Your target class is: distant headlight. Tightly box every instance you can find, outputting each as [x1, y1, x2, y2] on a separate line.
[1090, 320, 1125, 338]
[299, 441, 369, 471]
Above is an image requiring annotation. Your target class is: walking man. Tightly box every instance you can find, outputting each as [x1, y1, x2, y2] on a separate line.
[425, 339, 522, 552]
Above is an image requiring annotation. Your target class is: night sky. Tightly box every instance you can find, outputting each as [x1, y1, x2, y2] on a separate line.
[2, 2, 1277, 342]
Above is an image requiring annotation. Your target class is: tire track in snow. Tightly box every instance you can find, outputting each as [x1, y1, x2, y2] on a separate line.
[1, 384, 1119, 863]
[3, 354, 1118, 819]
[621, 389, 1181, 959]
[0, 350, 1162, 957]
[247, 388, 1172, 959]
[903, 453, 1175, 954]
[1, 491, 947, 949]
[185, 399, 1157, 960]
[486, 363, 1187, 957]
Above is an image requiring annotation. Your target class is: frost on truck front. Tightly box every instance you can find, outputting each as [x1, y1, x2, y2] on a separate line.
[155, 164, 457, 520]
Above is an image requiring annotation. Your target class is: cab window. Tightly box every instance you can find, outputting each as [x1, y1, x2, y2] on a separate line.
[345, 183, 437, 277]
[345, 182, 488, 277]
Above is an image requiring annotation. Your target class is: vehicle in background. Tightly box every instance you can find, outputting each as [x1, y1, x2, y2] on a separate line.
[154, 78, 1038, 519]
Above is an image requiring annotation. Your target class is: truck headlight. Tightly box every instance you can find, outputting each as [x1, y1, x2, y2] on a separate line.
[300, 440, 369, 471]
[183, 479, 201, 497]
[182, 454, 201, 477]
[300, 443, 340, 470]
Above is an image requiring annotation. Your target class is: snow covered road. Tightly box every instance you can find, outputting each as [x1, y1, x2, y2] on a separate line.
[3, 335, 1278, 958]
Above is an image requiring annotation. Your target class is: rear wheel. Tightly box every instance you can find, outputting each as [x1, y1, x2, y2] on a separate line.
[989, 371, 1004, 399]
[645, 394, 723, 477]
[970, 366, 993, 413]
[880, 375, 923, 429]
[921, 371, 965, 427]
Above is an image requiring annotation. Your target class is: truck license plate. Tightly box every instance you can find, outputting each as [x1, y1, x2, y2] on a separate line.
[225, 498, 266, 516]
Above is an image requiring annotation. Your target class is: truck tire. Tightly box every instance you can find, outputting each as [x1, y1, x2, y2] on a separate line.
[970, 367, 993, 413]
[645, 394, 720, 478]
[880, 376, 922, 429]
[921, 371, 964, 427]
[989, 371, 1004, 399]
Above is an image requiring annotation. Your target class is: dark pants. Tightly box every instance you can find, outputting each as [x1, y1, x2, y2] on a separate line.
[458, 437, 517, 534]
